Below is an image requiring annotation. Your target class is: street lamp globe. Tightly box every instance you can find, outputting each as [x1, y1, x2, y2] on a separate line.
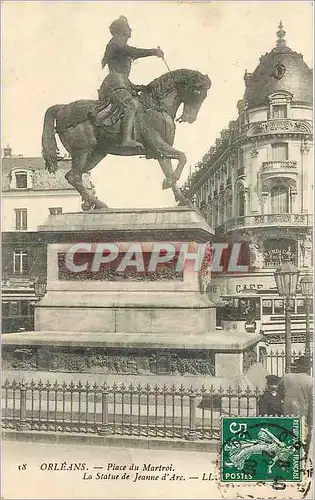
[300, 275, 314, 297]
[274, 261, 300, 297]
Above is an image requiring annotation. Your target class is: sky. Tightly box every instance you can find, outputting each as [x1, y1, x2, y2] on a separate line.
[2, 1, 313, 208]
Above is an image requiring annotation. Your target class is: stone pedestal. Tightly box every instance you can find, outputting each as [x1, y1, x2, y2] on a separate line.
[35, 207, 216, 334]
[2, 207, 262, 379]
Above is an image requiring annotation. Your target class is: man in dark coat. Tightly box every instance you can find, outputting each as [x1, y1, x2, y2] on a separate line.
[281, 356, 313, 459]
[258, 375, 283, 416]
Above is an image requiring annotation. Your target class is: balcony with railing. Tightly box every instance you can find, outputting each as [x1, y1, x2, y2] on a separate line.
[261, 160, 298, 175]
[217, 213, 313, 233]
[243, 119, 313, 137]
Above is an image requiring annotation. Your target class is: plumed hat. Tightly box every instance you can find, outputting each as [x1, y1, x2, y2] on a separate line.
[109, 16, 131, 36]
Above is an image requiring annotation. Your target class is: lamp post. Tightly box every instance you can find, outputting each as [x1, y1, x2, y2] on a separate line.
[34, 277, 47, 301]
[274, 261, 300, 373]
[300, 275, 313, 375]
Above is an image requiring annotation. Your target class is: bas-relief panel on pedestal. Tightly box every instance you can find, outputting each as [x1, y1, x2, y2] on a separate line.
[3, 346, 216, 376]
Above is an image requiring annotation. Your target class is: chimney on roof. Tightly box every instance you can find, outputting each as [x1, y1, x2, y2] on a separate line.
[3, 145, 12, 157]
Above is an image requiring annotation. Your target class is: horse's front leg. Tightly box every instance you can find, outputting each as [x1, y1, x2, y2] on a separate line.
[158, 158, 176, 190]
[161, 150, 187, 189]
[173, 150, 187, 183]
[157, 158, 194, 207]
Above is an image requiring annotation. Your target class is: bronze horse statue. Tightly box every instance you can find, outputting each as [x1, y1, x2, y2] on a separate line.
[42, 69, 211, 210]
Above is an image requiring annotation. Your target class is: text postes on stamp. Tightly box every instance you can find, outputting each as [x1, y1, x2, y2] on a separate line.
[221, 417, 302, 483]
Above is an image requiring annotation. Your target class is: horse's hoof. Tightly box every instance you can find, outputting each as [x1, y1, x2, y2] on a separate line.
[93, 200, 109, 210]
[177, 197, 194, 209]
[81, 201, 91, 211]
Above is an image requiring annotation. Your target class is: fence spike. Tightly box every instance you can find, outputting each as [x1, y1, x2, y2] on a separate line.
[128, 383, 135, 392]
[245, 385, 252, 396]
[179, 384, 185, 394]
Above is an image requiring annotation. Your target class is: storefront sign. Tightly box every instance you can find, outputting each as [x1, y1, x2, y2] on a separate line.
[235, 283, 264, 293]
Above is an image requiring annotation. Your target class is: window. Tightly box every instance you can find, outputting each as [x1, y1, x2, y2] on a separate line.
[296, 299, 305, 314]
[273, 105, 287, 119]
[272, 143, 288, 161]
[235, 184, 245, 217]
[10, 169, 33, 189]
[49, 207, 62, 215]
[13, 250, 28, 275]
[2, 302, 10, 318]
[10, 301, 19, 316]
[213, 199, 218, 228]
[239, 149, 245, 168]
[271, 185, 290, 213]
[15, 209, 27, 230]
[225, 190, 233, 220]
[262, 299, 272, 315]
[274, 299, 284, 314]
[15, 173, 28, 189]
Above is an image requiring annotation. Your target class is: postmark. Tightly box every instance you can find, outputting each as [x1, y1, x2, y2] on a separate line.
[221, 417, 304, 483]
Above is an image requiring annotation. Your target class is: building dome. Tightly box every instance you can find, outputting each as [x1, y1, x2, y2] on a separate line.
[244, 22, 313, 109]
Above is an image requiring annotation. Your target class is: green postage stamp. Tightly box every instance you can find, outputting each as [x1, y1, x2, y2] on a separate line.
[221, 417, 303, 483]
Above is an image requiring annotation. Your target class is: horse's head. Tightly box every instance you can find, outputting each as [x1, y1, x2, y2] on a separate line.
[177, 70, 211, 124]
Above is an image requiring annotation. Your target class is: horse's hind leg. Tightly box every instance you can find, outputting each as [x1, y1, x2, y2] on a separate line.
[171, 183, 195, 208]
[66, 149, 108, 210]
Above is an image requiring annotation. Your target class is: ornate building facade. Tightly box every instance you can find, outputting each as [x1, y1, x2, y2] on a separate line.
[2, 147, 93, 332]
[185, 24, 313, 344]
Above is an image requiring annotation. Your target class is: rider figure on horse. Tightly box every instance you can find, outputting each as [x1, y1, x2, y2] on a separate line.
[99, 15, 164, 149]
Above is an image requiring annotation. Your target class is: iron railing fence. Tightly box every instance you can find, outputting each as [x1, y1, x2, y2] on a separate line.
[263, 350, 313, 377]
[2, 380, 261, 440]
[2, 351, 312, 440]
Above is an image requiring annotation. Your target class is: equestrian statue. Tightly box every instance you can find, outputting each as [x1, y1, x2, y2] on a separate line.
[42, 16, 211, 210]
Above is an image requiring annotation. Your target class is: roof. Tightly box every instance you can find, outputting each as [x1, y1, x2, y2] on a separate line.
[244, 22, 313, 109]
[1, 156, 92, 192]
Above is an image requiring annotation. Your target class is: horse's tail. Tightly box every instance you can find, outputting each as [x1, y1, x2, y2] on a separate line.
[41, 104, 64, 173]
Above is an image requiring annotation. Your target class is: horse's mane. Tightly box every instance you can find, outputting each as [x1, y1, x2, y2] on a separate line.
[145, 69, 200, 97]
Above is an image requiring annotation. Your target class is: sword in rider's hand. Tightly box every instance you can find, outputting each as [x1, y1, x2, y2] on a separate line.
[157, 47, 182, 122]
[158, 46, 172, 74]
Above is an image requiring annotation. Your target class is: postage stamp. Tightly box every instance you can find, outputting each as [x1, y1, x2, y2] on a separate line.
[221, 417, 303, 483]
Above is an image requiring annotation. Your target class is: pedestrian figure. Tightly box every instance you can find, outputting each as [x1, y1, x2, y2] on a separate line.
[258, 375, 283, 416]
[281, 356, 313, 459]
